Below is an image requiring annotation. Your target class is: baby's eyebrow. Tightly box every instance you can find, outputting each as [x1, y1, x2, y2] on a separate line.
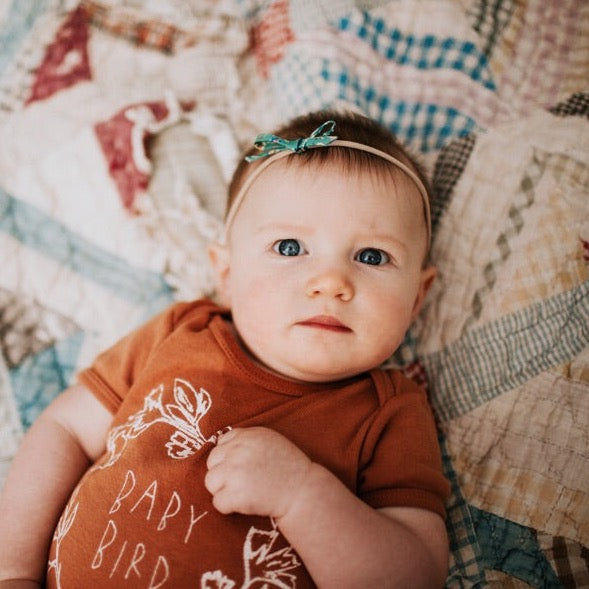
[254, 222, 309, 235]
[358, 232, 409, 252]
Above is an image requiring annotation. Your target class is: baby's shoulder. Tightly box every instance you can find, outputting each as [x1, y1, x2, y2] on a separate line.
[165, 297, 228, 331]
[371, 367, 428, 403]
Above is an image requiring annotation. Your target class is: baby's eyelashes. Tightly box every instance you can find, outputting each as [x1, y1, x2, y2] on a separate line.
[273, 239, 307, 256]
[354, 248, 390, 266]
[270, 240, 398, 268]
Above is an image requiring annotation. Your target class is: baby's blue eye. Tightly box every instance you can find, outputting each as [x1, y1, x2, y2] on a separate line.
[356, 248, 389, 265]
[274, 239, 304, 256]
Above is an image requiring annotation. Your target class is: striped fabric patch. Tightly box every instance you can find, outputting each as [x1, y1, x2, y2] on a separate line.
[0, 188, 172, 309]
[462, 149, 543, 331]
[424, 282, 589, 422]
[250, 0, 295, 78]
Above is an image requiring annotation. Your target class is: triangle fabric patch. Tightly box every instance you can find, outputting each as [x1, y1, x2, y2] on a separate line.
[26, 5, 92, 105]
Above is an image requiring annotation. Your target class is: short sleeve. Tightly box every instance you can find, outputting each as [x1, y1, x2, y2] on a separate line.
[78, 300, 216, 413]
[358, 372, 450, 519]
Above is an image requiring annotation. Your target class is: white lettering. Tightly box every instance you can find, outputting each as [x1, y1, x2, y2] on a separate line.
[157, 491, 181, 531]
[184, 506, 208, 544]
[90, 470, 212, 586]
[109, 470, 136, 514]
[130, 480, 158, 520]
[109, 540, 128, 578]
[92, 520, 117, 569]
[92, 526, 166, 587]
[148, 556, 170, 589]
[124, 542, 146, 580]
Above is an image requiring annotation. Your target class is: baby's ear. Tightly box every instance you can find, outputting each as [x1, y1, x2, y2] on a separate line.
[208, 241, 231, 305]
[411, 265, 436, 321]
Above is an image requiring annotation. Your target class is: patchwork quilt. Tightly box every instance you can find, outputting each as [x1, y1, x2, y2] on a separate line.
[1, 0, 588, 586]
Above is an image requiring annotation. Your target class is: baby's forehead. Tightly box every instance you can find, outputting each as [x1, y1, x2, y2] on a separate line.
[227, 156, 430, 258]
[275, 156, 425, 204]
[225, 141, 431, 249]
[245, 157, 425, 219]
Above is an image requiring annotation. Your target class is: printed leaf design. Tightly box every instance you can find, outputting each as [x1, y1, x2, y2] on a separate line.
[165, 378, 212, 429]
[201, 570, 236, 588]
[50, 377, 223, 589]
[166, 430, 202, 459]
[98, 379, 217, 468]
[201, 521, 301, 589]
[163, 379, 214, 456]
[243, 524, 300, 588]
[101, 385, 167, 468]
[49, 493, 80, 589]
[54, 499, 79, 541]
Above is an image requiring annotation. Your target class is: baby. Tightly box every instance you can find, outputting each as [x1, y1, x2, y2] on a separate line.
[0, 110, 450, 588]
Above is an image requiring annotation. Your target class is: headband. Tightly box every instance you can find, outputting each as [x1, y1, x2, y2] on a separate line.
[223, 120, 431, 247]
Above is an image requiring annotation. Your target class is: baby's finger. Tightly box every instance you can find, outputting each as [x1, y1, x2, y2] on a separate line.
[206, 445, 225, 469]
[209, 487, 237, 515]
[204, 464, 224, 495]
[215, 428, 238, 446]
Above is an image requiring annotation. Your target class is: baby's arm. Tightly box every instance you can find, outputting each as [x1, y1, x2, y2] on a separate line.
[0, 385, 111, 586]
[205, 427, 448, 588]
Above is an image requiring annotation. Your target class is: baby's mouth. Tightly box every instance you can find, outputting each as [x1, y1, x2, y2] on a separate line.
[297, 315, 352, 333]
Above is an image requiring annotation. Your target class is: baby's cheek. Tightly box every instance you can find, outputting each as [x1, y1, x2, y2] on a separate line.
[230, 297, 275, 353]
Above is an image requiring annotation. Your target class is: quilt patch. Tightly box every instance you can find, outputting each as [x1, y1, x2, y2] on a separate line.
[1, 1, 587, 586]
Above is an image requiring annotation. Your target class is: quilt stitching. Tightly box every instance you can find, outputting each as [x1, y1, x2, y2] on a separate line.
[1, 1, 587, 585]
[425, 282, 589, 422]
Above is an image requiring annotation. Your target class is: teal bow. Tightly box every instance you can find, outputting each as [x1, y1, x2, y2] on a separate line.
[245, 120, 338, 162]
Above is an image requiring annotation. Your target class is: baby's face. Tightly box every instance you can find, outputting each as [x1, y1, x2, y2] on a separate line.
[211, 159, 433, 383]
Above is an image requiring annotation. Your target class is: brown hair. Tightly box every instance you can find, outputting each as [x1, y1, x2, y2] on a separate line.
[226, 109, 432, 218]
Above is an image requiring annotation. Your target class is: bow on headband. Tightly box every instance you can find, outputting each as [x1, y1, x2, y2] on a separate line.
[227, 118, 432, 248]
[245, 120, 338, 162]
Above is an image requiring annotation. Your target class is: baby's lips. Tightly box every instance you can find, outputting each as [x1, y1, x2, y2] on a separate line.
[297, 315, 352, 332]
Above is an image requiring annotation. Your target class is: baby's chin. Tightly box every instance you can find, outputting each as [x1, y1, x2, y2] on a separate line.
[261, 359, 373, 384]
[240, 331, 396, 383]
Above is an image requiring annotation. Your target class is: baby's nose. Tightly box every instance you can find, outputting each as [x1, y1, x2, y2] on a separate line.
[305, 268, 354, 301]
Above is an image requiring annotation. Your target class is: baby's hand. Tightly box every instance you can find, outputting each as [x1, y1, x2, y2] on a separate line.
[204, 427, 312, 519]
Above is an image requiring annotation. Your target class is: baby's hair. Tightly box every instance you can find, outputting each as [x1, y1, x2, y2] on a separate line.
[226, 109, 432, 221]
